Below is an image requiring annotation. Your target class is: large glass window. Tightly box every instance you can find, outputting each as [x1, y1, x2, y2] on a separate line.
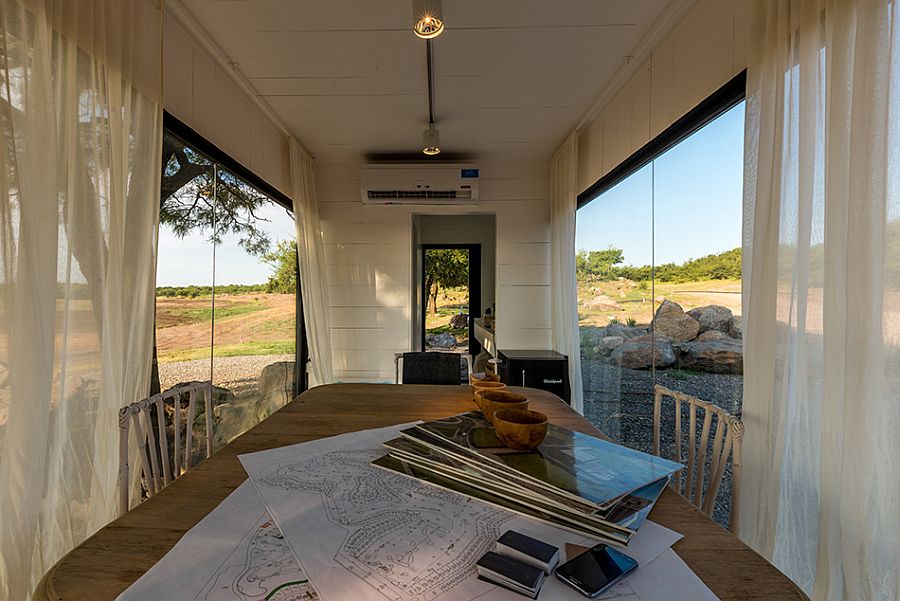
[577, 101, 745, 525]
[155, 131, 298, 453]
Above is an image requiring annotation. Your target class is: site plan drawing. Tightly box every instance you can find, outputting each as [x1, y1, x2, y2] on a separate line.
[239, 423, 704, 601]
[115, 480, 318, 601]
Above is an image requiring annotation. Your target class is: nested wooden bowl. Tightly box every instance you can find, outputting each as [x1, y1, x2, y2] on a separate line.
[469, 372, 501, 385]
[472, 380, 506, 407]
[478, 390, 528, 424]
[493, 409, 549, 450]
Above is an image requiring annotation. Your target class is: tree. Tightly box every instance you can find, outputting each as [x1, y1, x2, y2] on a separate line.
[160, 134, 273, 256]
[263, 240, 298, 294]
[424, 249, 469, 315]
[576, 247, 624, 281]
[150, 134, 279, 395]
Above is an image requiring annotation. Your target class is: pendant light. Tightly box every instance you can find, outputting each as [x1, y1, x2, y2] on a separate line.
[421, 39, 440, 155]
[412, 0, 444, 39]
[422, 124, 441, 155]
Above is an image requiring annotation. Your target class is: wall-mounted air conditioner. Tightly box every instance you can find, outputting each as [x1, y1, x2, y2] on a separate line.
[360, 163, 479, 205]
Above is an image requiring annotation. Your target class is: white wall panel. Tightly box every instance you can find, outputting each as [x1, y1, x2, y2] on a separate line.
[324, 243, 409, 266]
[672, 0, 734, 120]
[649, 31, 676, 139]
[164, 11, 291, 196]
[329, 307, 410, 328]
[629, 60, 652, 151]
[578, 0, 751, 195]
[318, 158, 552, 382]
[577, 114, 604, 193]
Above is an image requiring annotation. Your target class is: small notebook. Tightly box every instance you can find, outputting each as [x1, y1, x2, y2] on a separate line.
[496, 530, 561, 574]
[476, 551, 545, 599]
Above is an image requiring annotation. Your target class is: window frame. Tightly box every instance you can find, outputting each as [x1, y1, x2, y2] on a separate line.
[577, 70, 747, 209]
[160, 111, 308, 396]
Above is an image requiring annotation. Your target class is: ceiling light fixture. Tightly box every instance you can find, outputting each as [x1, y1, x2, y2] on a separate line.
[412, 0, 444, 39]
[422, 124, 441, 155]
[422, 39, 441, 155]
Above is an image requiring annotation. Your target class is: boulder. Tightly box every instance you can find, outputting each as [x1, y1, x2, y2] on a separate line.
[697, 330, 729, 342]
[583, 294, 621, 311]
[677, 339, 743, 374]
[605, 323, 647, 339]
[593, 335, 624, 357]
[256, 361, 295, 419]
[449, 313, 468, 329]
[728, 316, 743, 340]
[580, 326, 607, 350]
[426, 332, 457, 348]
[611, 339, 676, 370]
[687, 305, 734, 333]
[651, 300, 700, 343]
[214, 401, 251, 448]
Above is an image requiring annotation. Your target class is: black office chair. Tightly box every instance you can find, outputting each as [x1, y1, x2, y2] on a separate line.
[394, 352, 471, 385]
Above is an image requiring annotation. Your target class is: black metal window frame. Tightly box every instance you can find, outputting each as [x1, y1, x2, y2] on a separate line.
[161, 111, 308, 396]
[577, 70, 747, 209]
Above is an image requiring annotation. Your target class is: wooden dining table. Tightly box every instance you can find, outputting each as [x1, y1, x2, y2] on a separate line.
[34, 383, 808, 601]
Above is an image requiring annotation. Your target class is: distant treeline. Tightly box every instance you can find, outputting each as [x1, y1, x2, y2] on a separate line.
[156, 284, 267, 298]
[576, 247, 742, 283]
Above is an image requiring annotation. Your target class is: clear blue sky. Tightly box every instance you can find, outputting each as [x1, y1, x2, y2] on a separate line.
[575, 102, 745, 266]
[156, 200, 296, 286]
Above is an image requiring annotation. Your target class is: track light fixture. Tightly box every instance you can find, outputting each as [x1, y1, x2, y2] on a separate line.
[422, 124, 441, 155]
[412, 0, 444, 39]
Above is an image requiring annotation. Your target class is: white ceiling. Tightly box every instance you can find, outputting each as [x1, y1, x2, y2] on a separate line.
[181, 0, 675, 161]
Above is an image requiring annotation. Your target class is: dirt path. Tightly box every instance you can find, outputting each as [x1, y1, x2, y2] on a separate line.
[156, 294, 295, 357]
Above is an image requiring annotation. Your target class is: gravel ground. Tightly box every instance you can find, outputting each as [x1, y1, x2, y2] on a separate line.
[582, 360, 743, 527]
[159, 354, 294, 401]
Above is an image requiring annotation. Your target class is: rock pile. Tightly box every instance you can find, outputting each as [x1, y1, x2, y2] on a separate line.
[583, 301, 743, 374]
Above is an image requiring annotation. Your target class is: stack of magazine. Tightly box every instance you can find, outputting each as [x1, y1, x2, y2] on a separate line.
[372, 411, 682, 546]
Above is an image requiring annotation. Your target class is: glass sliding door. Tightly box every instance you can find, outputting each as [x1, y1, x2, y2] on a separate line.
[156, 132, 215, 390]
[576, 101, 745, 525]
[156, 130, 297, 453]
[210, 170, 298, 447]
[576, 164, 653, 444]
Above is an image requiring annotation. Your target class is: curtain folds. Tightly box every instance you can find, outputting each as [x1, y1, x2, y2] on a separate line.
[0, 1, 163, 599]
[740, 0, 900, 598]
[550, 132, 584, 413]
[289, 139, 334, 387]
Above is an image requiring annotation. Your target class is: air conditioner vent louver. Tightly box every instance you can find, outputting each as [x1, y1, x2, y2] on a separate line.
[360, 163, 479, 205]
[367, 189, 471, 200]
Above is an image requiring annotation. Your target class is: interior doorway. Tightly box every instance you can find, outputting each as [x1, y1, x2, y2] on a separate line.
[421, 244, 482, 356]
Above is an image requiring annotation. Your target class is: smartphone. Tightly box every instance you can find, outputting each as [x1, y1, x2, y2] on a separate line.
[554, 543, 639, 598]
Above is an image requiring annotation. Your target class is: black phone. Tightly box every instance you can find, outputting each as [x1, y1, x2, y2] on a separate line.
[554, 543, 639, 598]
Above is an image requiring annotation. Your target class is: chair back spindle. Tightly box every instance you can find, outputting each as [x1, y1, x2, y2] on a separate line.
[118, 381, 214, 513]
[652, 385, 744, 531]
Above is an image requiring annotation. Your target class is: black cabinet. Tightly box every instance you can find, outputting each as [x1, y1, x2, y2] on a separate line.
[497, 350, 570, 405]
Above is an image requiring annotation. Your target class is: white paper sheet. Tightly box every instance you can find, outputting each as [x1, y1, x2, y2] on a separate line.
[115, 480, 318, 601]
[238, 424, 703, 601]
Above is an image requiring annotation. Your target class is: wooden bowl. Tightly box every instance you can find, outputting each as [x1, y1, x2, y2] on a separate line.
[493, 409, 549, 450]
[471, 380, 506, 406]
[469, 372, 501, 385]
[479, 390, 528, 425]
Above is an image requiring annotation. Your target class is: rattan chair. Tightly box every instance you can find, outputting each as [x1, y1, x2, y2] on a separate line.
[117, 381, 213, 513]
[394, 352, 472, 384]
[652, 384, 743, 531]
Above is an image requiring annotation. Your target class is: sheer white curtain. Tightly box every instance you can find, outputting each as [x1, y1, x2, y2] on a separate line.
[290, 138, 334, 386]
[550, 132, 584, 412]
[0, 1, 163, 599]
[741, 0, 900, 598]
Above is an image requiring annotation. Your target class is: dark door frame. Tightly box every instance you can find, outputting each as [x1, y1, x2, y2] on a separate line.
[420, 244, 482, 356]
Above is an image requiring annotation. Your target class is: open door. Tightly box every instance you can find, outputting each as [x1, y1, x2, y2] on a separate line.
[421, 244, 482, 356]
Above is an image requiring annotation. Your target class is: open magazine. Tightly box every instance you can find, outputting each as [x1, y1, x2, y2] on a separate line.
[372, 412, 682, 545]
[407, 412, 681, 510]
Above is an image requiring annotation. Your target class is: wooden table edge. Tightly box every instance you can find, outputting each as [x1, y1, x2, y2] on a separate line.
[33, 383, 809, 601]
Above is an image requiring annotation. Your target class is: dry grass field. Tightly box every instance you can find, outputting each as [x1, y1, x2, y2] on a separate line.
[578, 278, 742, 327]
[155, 293, 295, 363]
